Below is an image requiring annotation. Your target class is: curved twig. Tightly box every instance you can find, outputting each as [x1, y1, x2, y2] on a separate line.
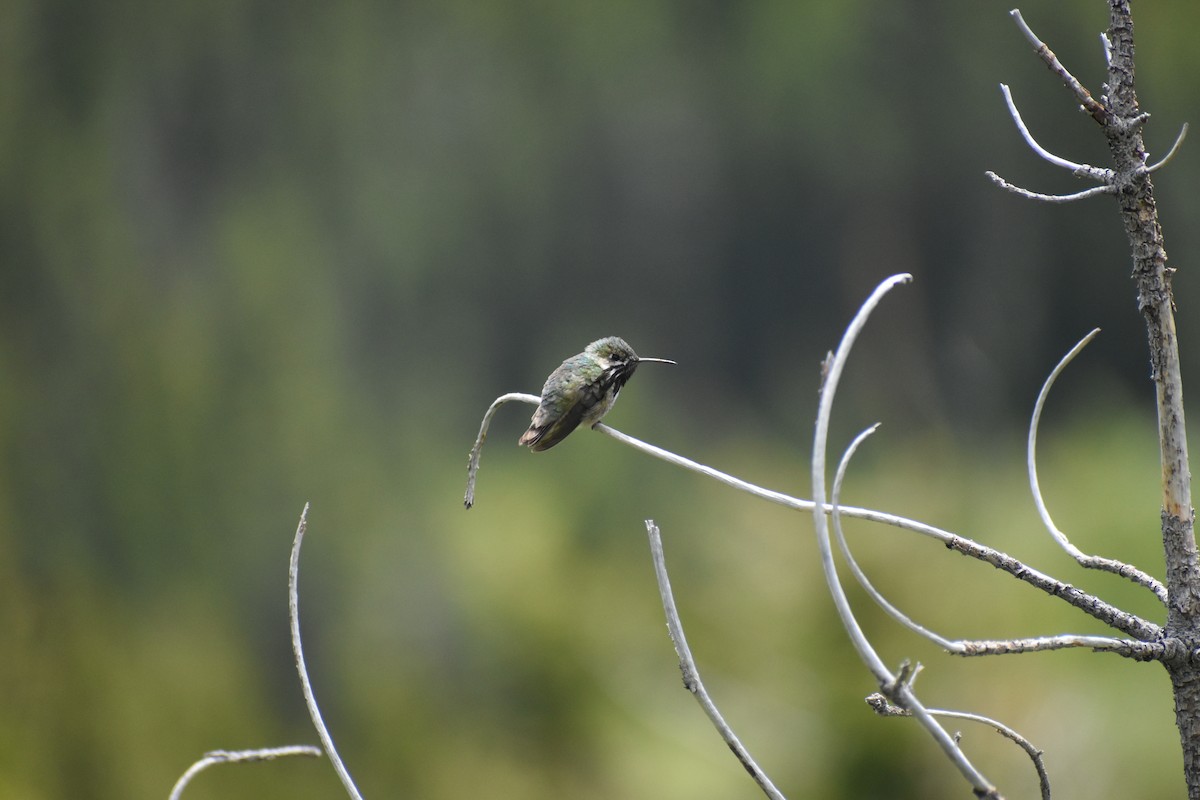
[867, 698, 1050, 800]
[1028, 329, 1168, 603]
[290, 504, 365, 800]
[644, 520, 786, 800]
[464, 392, 541, 508]
[811, 273, 1001, 799]
[931, 710, 1049, 800]
[169, 746, 323, 800]
[999, 84, 1112, 181]
[930, 709, 1049, 800]
[1147, 123, 1189, 173]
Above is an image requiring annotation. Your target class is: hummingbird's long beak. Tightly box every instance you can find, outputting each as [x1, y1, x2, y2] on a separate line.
[637, 357, 676, 364]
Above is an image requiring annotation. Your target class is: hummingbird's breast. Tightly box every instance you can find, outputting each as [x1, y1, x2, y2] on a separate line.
[580, 362, 635, 426]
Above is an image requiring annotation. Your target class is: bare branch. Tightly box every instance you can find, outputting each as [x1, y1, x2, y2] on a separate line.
[464, 392, 542, 508]
[289, 505, 365, 800]
[999, 84, 1113, 181]
[1009, 8, 1110, 125]
[169, 746, 323, 800]
[943, 532, 1159, 640]
[812, 273, 1002, 799]
[466, 350, 1161, 640]
[644, 520, 786, 800]
[954, 635, 1166, 661]
[985, 171, 1115, 203]
[1147, 123, 1190, 173]
[1029, 330, 1168, 602]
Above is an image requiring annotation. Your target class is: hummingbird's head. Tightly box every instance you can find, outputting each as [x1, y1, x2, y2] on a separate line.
[585, 337, 676, 372]
[586, 337, 638, 370]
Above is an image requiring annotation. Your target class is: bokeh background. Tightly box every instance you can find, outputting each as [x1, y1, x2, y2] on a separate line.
[4, 0, 1199, 797]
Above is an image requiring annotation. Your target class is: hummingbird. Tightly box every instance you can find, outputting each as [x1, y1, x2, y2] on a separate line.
[518, 336, 675, 451]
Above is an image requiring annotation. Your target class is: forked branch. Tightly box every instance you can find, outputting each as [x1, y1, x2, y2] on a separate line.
[811, 273, 999, 799]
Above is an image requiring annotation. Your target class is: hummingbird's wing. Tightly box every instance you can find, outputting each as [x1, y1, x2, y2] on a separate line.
[519, 359, 597, 451]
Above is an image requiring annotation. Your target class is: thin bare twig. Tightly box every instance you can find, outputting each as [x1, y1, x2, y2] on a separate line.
[1009, 8, 1109, 125]
[1028, 330, 1168, 602]
[169, 746, 323, 800]
[867, 697, 1050, 800]
[985, 171, 1115, 203]
[1147, 123, 1190, 173]
[290, 504, 365, 800]
[811, 272, 1001, 799]
[644, 520, 786, 800]
[932, 710, 1050, 800]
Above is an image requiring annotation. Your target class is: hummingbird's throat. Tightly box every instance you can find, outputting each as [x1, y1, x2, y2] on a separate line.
[604, 363, 635, 394]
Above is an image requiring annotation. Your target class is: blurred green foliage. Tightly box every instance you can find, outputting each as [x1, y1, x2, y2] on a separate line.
[2, 0, 1198, 797]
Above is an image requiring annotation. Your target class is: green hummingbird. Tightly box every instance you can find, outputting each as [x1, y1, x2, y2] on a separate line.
[518, 336, 675, 451]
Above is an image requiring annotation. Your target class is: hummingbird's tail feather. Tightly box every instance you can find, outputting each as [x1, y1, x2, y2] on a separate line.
[518, 425, 546, 449]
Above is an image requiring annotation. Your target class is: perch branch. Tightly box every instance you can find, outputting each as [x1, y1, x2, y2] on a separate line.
[644, 520, 786, 800]
[1028, 329, 1168, 602]
[464, 399, 1159, 639]
[169, 746, 323, 800]
[812, 273, 1001, 799]
[290, 504, 365, 800]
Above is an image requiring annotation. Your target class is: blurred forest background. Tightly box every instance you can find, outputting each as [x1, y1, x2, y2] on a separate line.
[3, 0, 1200, 797]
